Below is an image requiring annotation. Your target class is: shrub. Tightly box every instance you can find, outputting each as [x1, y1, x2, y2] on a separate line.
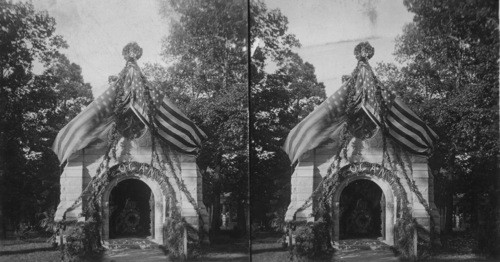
[290, 220, 333, 259]
[163, 217, 187, 258]
[60, 221, 103, 262]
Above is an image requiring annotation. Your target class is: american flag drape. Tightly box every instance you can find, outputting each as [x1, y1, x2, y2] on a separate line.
[284, 62, 438, 164]
[130, 74, 207, 154]
[52, 62, 206, 163]
[283, 82, 351, 164]
[52, 86, 116, 163]
[359, 64, 438, 155]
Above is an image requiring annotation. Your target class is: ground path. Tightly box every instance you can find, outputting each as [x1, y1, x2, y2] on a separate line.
[333, 239, 398, 261]
[252, 232, 398, 262]
[102, 235, 249, 262]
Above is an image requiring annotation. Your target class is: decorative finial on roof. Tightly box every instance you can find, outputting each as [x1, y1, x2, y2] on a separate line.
[122, 42, 143, 62]
[354, 41, 374, 61]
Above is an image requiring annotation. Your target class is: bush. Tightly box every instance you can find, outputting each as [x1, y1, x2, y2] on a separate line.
[163, 217, 188, 258]
[290, 220, 333, 259]
[393, 214, 417, 260]
[60, 221, 104, 262]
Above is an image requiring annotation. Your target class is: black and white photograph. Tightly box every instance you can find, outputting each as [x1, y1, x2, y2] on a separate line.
[0, 0, 499, 261]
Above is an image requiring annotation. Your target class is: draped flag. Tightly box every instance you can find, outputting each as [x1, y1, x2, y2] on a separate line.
[284, 50, 437, 164]
[358, 64, 438, 155]
[52, 86, 116, 163]
[283, 82, 352, 164]
[128, 70, 207, 154]
[52, 61, 206, 164]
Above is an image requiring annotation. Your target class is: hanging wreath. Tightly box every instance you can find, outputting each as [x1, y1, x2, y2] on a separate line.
[123, 212, 141, 232]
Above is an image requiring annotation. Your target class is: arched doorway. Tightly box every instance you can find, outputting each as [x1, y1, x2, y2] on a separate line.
[339, 179, 383, 240]
[108, 179, 154, 239]
[101, 162, 168, 244]
[331, 163, 404, 245]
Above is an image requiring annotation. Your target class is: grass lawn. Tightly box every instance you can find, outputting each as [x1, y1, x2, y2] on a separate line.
[0, 237, 59, 262]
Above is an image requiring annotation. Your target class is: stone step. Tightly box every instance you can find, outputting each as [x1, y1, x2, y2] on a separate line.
[338, 238, 391, 251]
[105, 238, 160, 250]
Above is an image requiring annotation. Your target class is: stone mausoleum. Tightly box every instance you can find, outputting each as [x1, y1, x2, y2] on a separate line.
[285, 132, 441, 245]
[284, 43, 440, 246]
[53, 43, 209, 245]
[54, 132, 209, 244]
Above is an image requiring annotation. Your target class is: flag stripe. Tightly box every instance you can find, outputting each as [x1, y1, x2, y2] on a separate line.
[386, 116, 428, 150]
[287, 107, 330, 161]
[386, 132, 425, 155]
[363, 100, 432, 155]
[365, 103, 429, 154]
[59, 112, 99, 161]
[292, 120, 345, 163]
[158, 102, 203, 145]
[285, 84, 352, 163]
[393, 100, 437, 143]
[162, 99, 206, 141]
[57, 99, 111, 161]
[154, 116, 198, 149]
[132, 99, 201, 151]
[156, 128, 197, 154]
[131, 102, 150, 127]
[55, 107, 90, 158]
[362, 103, 382, 127]
[55, 98, 103, 156]
[387, 110, 429, 148]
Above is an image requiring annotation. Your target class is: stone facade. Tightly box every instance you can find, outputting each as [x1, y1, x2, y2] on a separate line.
[285, 132, 440, 245]
[55, 131, 209, 244]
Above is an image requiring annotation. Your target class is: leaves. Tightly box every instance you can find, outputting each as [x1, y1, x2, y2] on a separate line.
[377, 0, 498, 233]
[154, 0, 248, 210]
[250, 1, 326, 227]
[0, 1, 92, 227]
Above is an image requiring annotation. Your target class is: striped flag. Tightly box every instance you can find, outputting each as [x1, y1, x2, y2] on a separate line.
[52, 62, 206, 163]
[359, 64, 438, 155]
[283, 82, 352, 164]
[130, 77, 207, 155]
[283, 62, 438, 164]
[52, 86, 117, 163]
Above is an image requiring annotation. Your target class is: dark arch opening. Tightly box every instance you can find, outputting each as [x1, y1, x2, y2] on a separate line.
[339, 179, 383, 240]
[109, 179, 153, 239]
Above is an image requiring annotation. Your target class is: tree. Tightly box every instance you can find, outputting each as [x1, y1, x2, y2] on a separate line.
[0, 1, 93, 233]
[375, 0, 498, 253]
[155, 0, 248, 233]
[250, 0, 326, 228]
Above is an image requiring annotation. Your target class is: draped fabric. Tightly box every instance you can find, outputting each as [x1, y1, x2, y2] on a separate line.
[358, 63, 438, 155]
[283, 82, 351, 165]
[284, 61, 438, 164]
[52, 62, 206, 164]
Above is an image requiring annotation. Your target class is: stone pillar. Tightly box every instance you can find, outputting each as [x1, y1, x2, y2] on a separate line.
[55, 153, 84, 221]
[178, 155, 209, 243]
[285, 161, 315, 222]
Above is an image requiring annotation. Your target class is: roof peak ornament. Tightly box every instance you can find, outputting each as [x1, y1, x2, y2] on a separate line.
[354, 41, 375, 62]
[122, 42, 143, 62]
